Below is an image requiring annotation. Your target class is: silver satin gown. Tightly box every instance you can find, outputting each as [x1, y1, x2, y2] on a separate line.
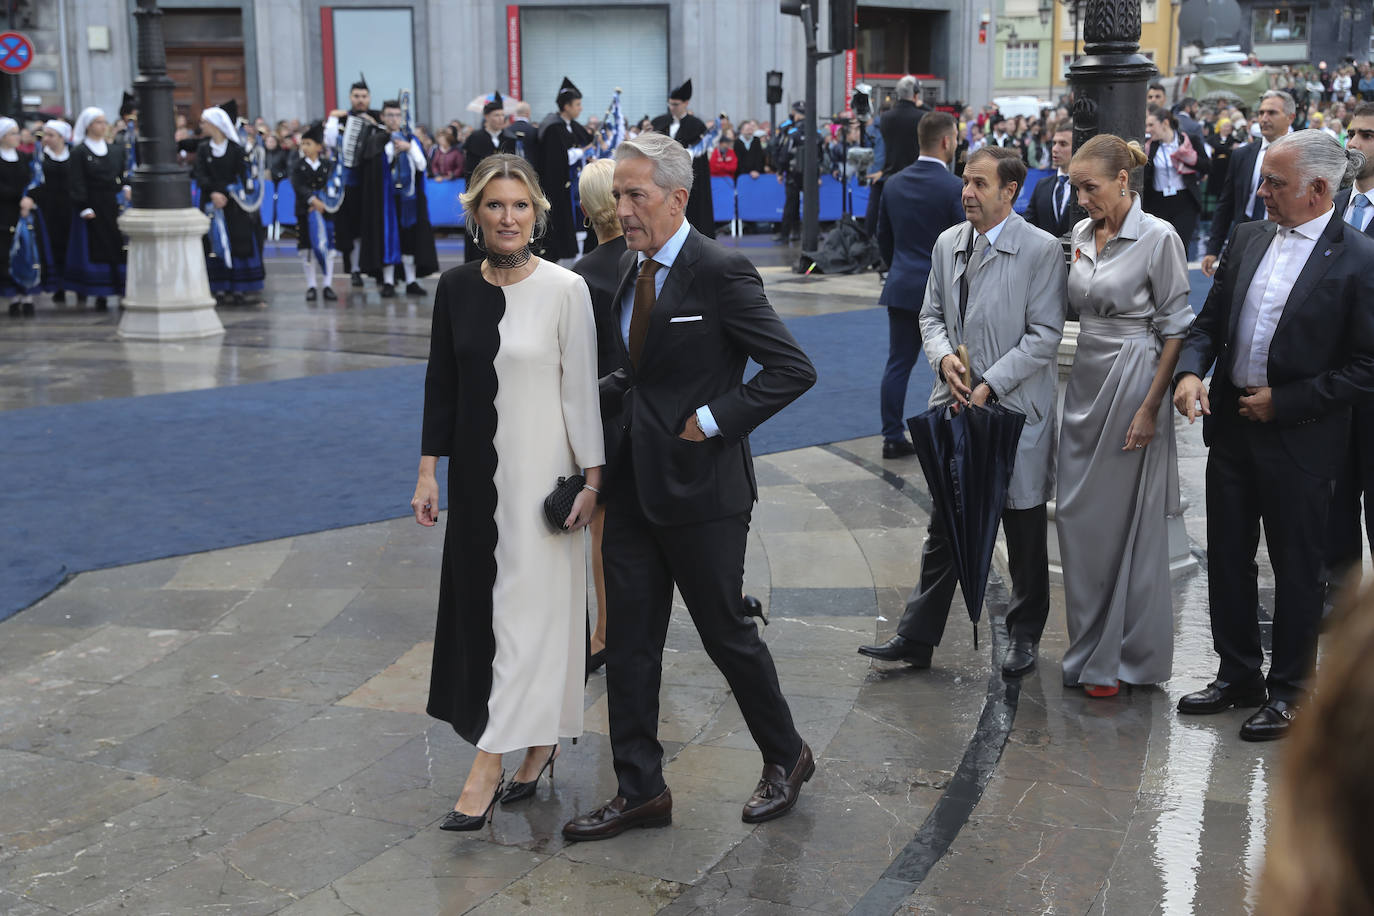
[1056, 197, 1193, 687]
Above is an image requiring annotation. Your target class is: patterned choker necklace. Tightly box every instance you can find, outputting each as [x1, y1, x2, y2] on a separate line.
[487, 247, 532, 270]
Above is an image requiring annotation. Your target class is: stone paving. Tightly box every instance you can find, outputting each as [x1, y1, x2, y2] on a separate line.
[0, 244, 1291, 914]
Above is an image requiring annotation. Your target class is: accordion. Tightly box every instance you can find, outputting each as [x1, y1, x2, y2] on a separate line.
[340, 114, 384, 168]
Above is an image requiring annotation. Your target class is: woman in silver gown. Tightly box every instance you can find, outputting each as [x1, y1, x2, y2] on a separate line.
[1056, 135, 1194, 697]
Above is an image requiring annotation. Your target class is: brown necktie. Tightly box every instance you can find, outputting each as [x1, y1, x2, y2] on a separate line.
[628, 259, 661, 367]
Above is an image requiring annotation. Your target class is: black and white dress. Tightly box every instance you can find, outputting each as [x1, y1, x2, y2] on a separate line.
[421, 258, 604, 751]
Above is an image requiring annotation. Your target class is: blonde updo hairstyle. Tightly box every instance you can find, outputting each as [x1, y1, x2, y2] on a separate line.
[1071, 133, 1148, 189]
[578, 158, 620, 240]
[459, 153, 551, 241]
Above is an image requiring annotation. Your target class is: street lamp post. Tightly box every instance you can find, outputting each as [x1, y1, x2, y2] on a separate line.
[117, 0, 223, 340]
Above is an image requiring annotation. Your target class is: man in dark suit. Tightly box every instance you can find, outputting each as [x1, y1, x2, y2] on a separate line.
[563, 131, 818, 841]
[864, 75, 925, 236]
[1023, 119, 1075, 238]
[875, 111, 964, 459]
[1202, 90, 1296, 278]
[1173, 130, 1374, 741]
[1323, 104, 1374, 603]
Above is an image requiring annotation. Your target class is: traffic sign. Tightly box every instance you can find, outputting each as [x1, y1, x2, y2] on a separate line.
[0, 32, 34, 75]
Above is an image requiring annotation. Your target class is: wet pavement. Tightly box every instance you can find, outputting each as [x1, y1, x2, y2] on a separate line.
[0, 237, 1291, 914]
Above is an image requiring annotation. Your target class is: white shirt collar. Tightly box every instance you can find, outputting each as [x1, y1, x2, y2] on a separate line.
[44, 145, 69, 162]
[304, 156, 321, 170]
[209, 138, 228, 157]
[0, 148, 16, 163]
[637, 216, 691, 270]
[981, 213, 1012, 248]
[85, 139, 108, 156]
[917, 154, 949, 170]
[1284, 205, 1335, 241]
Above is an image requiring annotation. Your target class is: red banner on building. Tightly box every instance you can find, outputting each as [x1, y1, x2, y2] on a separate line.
[844, 49, 856, 114]
[507, 6, 522, 101]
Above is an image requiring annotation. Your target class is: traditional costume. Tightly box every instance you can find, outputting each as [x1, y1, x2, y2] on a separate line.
[290, 121, 338, 301]
[536, 77, 592, 261]
[0, 118, 43, 314]
[358, 98, 438, 296]
[66, 107, 127, 307]
[33, 120, 73, 301]
[461, 91, 507, 263]
[323, 73, 380, 283]
[651, 79, 718, 238]
[192, 104, 265, 302]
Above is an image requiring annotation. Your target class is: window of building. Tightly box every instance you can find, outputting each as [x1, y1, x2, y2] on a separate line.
[856, 7, 939, 75]
[331, 9, 415, 113]
[1004, 42, 1039, 80]
[1253, 7, 1309, 43]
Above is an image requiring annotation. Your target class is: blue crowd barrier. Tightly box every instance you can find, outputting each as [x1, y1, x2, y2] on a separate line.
[1014, 168, 1053, 215]
[736, 174, 785, 223]
[275, 180, 297, 227]
[710, 176, 736, 224]
[849, 178, 870, 218]
[258, 179, 275, 229]
[426, 177, 466, 228]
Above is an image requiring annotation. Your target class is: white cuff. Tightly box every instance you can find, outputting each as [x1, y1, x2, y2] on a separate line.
[696, 406, 721, 438]
[80, 208, 94, 218]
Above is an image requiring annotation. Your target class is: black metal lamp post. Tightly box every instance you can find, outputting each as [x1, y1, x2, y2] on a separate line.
[1067, 0, 1156, 177]
[129, 0, 190, 210]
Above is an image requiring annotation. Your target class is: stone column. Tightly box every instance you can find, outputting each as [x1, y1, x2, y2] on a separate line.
[117, 0, 223, 341]
[1048, 0, 1196, 579]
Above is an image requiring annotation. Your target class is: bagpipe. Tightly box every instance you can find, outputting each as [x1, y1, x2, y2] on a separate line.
[9, 158, 48, 292]
[390, 89, 420, 232]
[228, 119, 267, 213]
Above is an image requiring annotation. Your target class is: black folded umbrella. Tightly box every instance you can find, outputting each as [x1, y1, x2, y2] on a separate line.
[907, 402, 1027, 648]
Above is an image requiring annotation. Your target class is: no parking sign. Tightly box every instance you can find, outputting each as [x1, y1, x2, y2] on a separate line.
[0, 32, 34, 75]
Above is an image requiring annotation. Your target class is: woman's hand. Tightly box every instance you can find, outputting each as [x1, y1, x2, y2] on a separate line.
[1124, 404, 1157, 451]
[19, 196, 34, 217]
[210, 191, 228, 209]
[411, 473, 440, 526]
[564, 488, 597, 531]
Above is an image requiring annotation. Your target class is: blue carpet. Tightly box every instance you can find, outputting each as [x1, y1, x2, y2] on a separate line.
[0, 269, 1216, 621]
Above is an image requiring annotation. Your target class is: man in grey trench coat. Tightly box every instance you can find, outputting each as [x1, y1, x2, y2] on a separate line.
[859, 146, 1067, 676]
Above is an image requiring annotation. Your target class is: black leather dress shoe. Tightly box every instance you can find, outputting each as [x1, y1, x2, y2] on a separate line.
[857, 635, 933, 667]
[742, 742, 814, 823]
[1176, 679, 1268, 715]
[1001, 638, 1038, 677]
[380, 283, 396, 298]
[350, 271, 364, 288]
[562, 788, 672, 841]
[322, 287, 338, 301]
[1239, 699, 1296, 741]
[305, 287, 318, 302]
[405, 281, 426, 297]
[882, 438, 917, 459]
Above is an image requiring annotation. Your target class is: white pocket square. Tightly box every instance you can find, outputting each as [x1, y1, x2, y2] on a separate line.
[669, 315, 704, 323]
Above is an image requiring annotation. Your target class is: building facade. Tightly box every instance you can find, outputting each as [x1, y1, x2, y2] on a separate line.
[1234, 0, 1372, 66]
[18, 0, 993, 132]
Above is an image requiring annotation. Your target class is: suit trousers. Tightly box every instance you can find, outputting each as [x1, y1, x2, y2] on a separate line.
[880, 307, 923, 442]
[1324, 406, 1374, 583]
[1205, 421, 1332, 701]
[602, 487, 803, 806]
[896, 502, 1051, 646]
[779, 174, 801, 238]
[864, 175, 887, 236]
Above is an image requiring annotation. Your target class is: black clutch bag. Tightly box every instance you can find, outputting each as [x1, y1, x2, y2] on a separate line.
[543, 474, 586, 532]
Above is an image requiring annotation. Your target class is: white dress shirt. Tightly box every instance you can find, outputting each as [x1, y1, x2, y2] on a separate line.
[1152, 139, 1184, 196]
[1231, 207, 1335, 388]
[916, 154, 950, 171]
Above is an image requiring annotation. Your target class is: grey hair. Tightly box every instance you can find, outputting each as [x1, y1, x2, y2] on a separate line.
[1270, 128, 1364, 194]
[1262, 89, 1296, 117]
[896, 75, 918, 100]
[614, 131, 694, 195]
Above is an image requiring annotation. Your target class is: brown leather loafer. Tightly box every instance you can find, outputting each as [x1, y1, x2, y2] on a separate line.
[562, 787, 672, 842]
[742, 742, 815, 824]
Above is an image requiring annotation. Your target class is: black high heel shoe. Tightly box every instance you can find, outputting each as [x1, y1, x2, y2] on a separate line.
[439, 770, 506, 831]
[501, 747, 558, 804]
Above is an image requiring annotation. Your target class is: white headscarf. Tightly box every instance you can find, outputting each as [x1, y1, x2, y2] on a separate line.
[0, 118, 17, 142]
[199, 107, 236, 144]
[72, 107, 105, 145]
[43, 119, 72, 143]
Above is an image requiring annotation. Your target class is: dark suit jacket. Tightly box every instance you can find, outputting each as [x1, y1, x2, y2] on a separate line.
[572, 234, 631, 444]
[734, 136, 767, 175]
[460, 129, 499, 180]
[597, 226, 817, 525]
[1177, 208, 1374, 478]
[1205, 140, 1263, 257]
[876, 159, 964, 311]
[1024, 171, 1074, 238]
[1143, 132, 1210, 210]
[879, 100, 924, 174]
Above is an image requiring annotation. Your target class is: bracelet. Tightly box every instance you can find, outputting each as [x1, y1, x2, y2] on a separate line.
[582, 484, 600, 494]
